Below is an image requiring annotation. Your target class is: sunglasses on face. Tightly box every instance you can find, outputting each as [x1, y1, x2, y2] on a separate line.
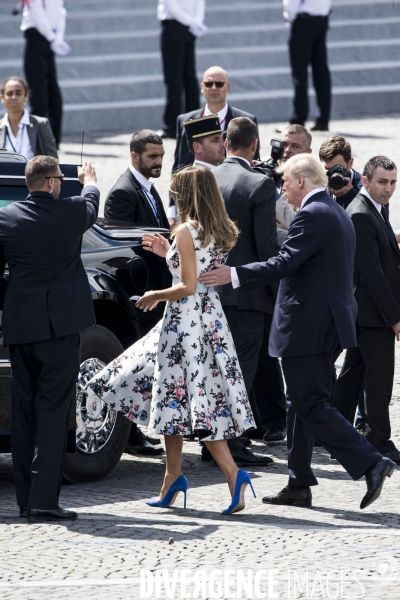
[202, 81, 226, 89]
[45, 174, 64, 182]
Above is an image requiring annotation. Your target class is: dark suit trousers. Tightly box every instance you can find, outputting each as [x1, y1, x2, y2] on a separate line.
[10, 333, 80, 509]
[161, 20, 200, 136]
[334, 327, 396, 454]
[289, 15, 331, 125]
[251, 313, 286, 430]
[282, 352, 381, 487]
[24, 28, 63, 146]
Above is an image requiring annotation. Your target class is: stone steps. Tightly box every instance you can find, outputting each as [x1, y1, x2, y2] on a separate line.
[0, 0, 399, 133]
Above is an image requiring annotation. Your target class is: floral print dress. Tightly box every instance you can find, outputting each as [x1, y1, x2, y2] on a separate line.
[86, 223, 255, 440]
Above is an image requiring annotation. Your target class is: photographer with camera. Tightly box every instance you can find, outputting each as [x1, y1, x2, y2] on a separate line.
[319, 136, 362, 210]
[256, 124, 312, 248]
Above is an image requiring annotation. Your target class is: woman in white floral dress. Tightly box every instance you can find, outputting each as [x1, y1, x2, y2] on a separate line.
[86, 166, 256, 514]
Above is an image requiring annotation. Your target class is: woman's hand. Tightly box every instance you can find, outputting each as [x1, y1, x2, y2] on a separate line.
[142, 233, 170, 258]
[135, 291, 159, 311]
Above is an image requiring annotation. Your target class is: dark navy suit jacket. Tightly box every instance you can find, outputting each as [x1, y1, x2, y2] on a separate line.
[0, 185, 99, 346]
[236, 191, 358, 358]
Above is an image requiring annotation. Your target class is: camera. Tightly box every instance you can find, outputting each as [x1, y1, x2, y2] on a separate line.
[326, 165, 351, 191]
[253, 138, 286, 185]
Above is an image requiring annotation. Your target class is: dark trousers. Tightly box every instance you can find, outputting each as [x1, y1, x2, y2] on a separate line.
[252, 313, 286, 430]
[334, 327, 396, 454]
[289, 15, 331, 126]
[10, 333, 80, 509]
[282, 352, 381, 487]
[161, 20, 200, 136]
[223, 307, 285, 432]
[24, 28, 63, 146]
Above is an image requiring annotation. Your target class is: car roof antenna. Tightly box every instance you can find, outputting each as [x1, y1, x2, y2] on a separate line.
[80, 130, 85, 165]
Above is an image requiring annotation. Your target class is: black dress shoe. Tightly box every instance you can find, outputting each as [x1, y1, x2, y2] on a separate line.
[144, 433, 161, 446]
[263, 427, 287, 443]
[241, 427, 265, 441]
[27, 507, 78, 521]
[231, 447, 274, 466]
[311, 120, 329, 132]
[157, 129, 176, 139]
[383, 450, 400, 464]
[262, 485, 312, 507]
[125, 426, 164, 456]
[360, 457, 396, 510]
[19, 507, 27, 517]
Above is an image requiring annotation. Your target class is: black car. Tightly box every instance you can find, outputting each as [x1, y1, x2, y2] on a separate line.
[0, 150, 171, 482]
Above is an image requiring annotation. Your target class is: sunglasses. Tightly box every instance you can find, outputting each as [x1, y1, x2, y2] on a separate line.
[202, 81, 226, 89]
[45, 174, 64, 182]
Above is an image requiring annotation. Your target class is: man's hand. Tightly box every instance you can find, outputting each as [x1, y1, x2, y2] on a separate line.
[393, 321, 400, 341]
[78, 162, 97, 187]
[198, 263, 232, 286]
[334, 178, 353, 198]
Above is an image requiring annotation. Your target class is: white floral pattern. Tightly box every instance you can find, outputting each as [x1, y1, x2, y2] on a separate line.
[87, 223, 255, 440]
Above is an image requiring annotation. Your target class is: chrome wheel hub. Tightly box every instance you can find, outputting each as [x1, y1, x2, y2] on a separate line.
[76, 358, 117, 454]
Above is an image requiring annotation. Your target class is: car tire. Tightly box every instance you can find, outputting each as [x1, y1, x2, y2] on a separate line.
[63, 324, 131, 484]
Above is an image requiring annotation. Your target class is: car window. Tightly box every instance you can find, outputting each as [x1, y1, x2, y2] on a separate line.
[0, 186, 28, 207]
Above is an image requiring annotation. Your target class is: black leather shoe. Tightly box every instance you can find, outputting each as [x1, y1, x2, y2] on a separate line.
[144, 433, 161, 446]
[231, 448, 274, 466]
[311, 120, 329, 132]
[241, 427, 265, 441]
[125, 426, 164, 456]
[27, 507, 78, 521]
[263, 427, 287, 443]
[262, 485, 312, 507]
[383, 450, 400, 464]
[19, 507, 27, 517]
[360, 457, 396, 510]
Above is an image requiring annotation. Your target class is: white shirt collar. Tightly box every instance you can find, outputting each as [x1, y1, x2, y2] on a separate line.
[194, 159, 216, 170]
[300, 187, 326, 209]
[229, 155, 250, 167]
[129, 165, 152, 192]
[361, 187, 383, 215]
[203, 103, 228, 125]
[3, 108, 30, 129]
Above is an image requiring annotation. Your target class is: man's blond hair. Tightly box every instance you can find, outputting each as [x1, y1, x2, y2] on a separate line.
[277, 153, 328, 189]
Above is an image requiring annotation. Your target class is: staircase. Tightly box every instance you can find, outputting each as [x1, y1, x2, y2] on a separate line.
[0, 0, 399, 134]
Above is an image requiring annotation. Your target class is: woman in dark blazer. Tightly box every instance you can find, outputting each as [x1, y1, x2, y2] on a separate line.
[0, 76, 58, 159]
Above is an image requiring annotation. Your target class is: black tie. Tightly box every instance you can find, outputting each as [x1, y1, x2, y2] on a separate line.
[381, 207, 397, 243]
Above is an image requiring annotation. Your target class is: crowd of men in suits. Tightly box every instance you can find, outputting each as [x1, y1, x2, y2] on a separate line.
[2, 57, 399, 518]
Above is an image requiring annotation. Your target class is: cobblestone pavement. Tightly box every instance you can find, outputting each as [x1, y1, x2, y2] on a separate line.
[1, 115, 400, 599]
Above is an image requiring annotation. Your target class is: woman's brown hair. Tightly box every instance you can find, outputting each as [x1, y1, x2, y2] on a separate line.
[170, 165, 239, 252]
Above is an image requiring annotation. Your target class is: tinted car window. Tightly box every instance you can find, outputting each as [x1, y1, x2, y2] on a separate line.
[0, 186, 28, 207]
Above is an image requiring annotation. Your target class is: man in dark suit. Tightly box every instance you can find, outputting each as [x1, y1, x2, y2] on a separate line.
[200, 153, 395, 510]
[213, 116, 281, 465]
[0, 156, 99, 520]
[104, 129, 168, 457]
[334, 156, 400, 463]
[168, 66, 260, 226]
[104, 129, 169, 230]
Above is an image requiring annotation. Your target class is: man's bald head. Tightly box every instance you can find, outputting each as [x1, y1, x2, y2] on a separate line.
[201, 66, 231, 110]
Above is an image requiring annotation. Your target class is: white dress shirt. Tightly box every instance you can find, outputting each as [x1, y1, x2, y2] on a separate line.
[129, 165, 160, 223]
[203, 103, 229, 130]
[360, 187, 385, 220]
[3, 109, 34, 161]
[157, 0, 207, 36]
[231, 187, 325, 288]
[283, 0, 331, 23]
[21, 0, 66, 43]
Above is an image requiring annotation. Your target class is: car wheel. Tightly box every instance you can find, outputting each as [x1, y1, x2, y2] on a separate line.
[63, 324, 131, 483]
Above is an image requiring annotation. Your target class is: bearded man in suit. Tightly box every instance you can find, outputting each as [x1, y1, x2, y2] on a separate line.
[104, 129, 169, 230]
[104, 129, 169, 456]
[200, 153, 395, 511]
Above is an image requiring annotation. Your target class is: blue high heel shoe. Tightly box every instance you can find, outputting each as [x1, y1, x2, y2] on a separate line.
[146, 474, 188, 508]
[222, 469, 256, 515]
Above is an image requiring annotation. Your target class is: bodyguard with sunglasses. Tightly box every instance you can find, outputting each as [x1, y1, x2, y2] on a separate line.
[0, 156, 99, 521]
[169, 66, 260, 226]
